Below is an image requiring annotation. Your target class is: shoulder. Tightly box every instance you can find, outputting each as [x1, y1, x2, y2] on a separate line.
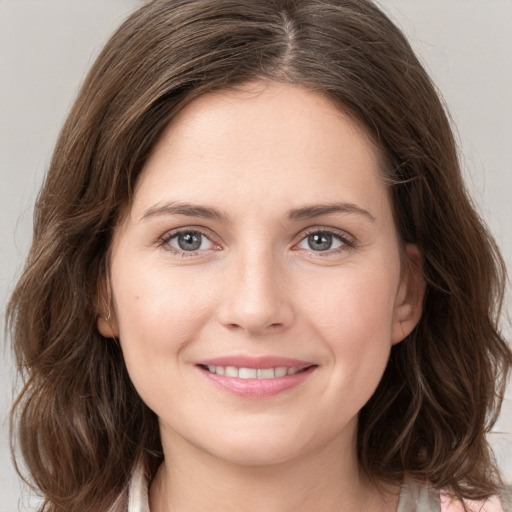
[440, 490, 511, 512]
[399, 478, 510, 512]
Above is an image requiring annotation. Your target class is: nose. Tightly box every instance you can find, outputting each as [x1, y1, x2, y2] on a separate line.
[217, 248, 294, 336]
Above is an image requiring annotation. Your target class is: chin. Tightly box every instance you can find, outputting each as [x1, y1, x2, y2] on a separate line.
[197, 422, 345, 468]
[209, 439, 307, 467]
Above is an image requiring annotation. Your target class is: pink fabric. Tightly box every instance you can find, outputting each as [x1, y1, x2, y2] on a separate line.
[440, 494, 504, 512]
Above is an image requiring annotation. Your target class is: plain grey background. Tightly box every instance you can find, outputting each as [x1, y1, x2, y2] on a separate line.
[1, 1, 511, 510]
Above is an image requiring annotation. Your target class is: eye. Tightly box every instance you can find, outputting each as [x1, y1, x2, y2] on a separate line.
[161, 230, 217, 254]
[295, 230, 353, 253]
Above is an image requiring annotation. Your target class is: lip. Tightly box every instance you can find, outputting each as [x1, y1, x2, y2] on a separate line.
[197, 356, 314, 369]
[196, 356, 317, 398]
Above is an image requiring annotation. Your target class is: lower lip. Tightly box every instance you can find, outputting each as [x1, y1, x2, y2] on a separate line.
[197, 366, 316, 398]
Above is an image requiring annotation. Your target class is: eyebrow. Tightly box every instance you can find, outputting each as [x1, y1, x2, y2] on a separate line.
[287, 202, 376, 222]
[140, 201, 229, 222]
[140, 200, 375, 223]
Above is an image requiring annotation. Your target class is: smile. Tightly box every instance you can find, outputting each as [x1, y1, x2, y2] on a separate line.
[201, 365, 307, 379]
[196, 358, 317, 398]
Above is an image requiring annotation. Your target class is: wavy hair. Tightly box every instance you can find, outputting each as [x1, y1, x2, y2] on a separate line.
[7, 0, 511, 510]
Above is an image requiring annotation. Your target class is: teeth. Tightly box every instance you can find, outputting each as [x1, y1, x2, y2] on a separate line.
[239, 368, 257, 379]
[225, 366, 238, 378]
[257, 368, 274, 379]
[275, 367, 287, 377]
[204, 365, 306, 378]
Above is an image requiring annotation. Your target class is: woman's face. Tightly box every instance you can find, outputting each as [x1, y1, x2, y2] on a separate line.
[99, 82, 423, 466]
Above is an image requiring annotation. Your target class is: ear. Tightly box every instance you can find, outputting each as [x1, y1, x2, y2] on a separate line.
[391, 244, 425, 345]
[96, 280, 119, 339]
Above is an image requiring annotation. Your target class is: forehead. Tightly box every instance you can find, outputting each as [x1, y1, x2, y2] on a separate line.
[148, 81, 378, 166]
[130, 81, 388, 223]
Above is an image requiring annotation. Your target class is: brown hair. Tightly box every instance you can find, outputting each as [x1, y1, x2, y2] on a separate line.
[7, 0, 511, 510]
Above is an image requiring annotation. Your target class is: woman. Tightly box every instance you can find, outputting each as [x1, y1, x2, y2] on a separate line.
[7, 0, 511, 511]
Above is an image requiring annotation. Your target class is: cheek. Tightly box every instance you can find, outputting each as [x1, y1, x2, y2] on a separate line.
[299, 265, 399, 343]
[114, 259, 210, 332]
[110, 260, 215, 384]
[110, 268, 215, 418]
[299, 263, 399, 394]
[304, 272, 397, 414]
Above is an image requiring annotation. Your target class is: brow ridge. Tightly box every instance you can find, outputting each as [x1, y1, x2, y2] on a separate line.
[287, 202, 375, 222]
[140, 201, 229, 222]
[140, 200, 375, 223]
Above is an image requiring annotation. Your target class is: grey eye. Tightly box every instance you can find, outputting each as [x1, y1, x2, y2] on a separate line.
[296, 231, 347, 253]
[307, 233, 333, 251]
[164, 229, 217, 254]
[174, 232, 203, 251]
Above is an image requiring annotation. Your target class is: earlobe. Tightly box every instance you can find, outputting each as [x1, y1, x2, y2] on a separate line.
[392, 244, 426, 345]
[96, 281, 119, 338]
[97, 310, 119, 339]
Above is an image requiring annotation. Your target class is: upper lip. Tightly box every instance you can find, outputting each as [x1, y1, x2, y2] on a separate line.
[196, 356, 316, 369]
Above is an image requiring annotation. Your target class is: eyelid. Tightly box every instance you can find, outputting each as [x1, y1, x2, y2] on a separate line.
[292, 226, 357, 253]
[157, 226, 221, 256]
[155, 224, 356, 257]
[297, 226, 355, 242]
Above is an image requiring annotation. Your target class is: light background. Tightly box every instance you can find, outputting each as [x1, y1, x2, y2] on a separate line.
[1, 1, 511, 510]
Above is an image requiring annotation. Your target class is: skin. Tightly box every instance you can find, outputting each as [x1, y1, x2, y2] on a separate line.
[98, 81, 424, 512]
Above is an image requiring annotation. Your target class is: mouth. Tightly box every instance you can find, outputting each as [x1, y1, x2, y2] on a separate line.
[196, 359, 317, 398]
[198, 364, 313, 379]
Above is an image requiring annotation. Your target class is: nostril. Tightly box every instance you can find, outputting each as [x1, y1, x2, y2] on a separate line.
[217, 297, 294, 334]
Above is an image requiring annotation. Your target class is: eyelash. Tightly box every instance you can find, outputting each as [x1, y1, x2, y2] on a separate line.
[157, 227, 356, 257]
[157, 227, 217, 257]
[297, 228, 356, 256]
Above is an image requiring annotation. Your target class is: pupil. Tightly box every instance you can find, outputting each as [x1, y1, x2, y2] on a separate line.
[178, 232, 201, 251]
[308, 233, 332, 251]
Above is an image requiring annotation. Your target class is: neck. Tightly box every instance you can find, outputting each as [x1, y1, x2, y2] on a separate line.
[149, 425, 399, 512]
